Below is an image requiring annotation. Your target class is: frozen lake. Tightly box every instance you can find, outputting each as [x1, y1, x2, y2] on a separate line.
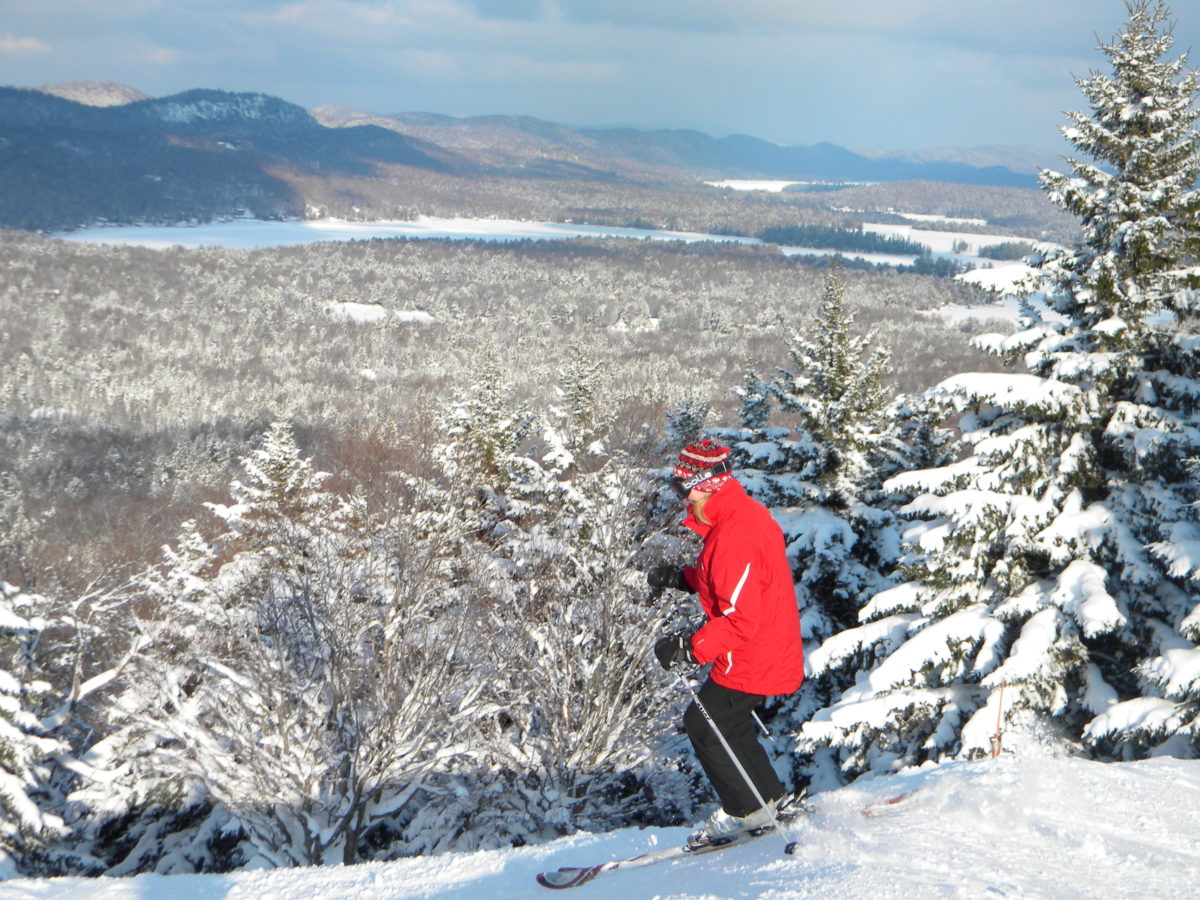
[55, 215, 921, 266]
[57, 216, 766, 251]
[56, 216, 1046, 282]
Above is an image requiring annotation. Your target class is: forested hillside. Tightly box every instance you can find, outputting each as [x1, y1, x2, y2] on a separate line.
[0, 230, 991, 585]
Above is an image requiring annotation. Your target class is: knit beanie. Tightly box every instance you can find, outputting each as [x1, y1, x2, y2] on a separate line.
[673, 439, 733, 494]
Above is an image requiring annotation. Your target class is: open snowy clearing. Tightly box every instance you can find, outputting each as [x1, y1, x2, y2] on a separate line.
[863, 223, 1041, 263]
[704, 179, 809, 191]
[7, 751, 1198, 899]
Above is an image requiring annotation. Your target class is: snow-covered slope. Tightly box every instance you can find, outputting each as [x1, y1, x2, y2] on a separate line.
[7, 750, 1198, 899]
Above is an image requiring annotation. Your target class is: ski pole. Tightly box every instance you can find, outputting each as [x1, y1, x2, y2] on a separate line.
[676, 674, 800, 855]
[751, 709, 771, 739]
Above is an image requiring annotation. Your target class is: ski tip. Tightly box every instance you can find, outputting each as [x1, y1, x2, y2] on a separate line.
[535, 871, 575, 890]
[536, 866, 600, 890]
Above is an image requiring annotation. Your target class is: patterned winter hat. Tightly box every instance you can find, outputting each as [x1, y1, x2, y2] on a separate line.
[672, 439, 733, 495]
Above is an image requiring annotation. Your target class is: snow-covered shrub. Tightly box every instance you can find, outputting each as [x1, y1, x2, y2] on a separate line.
[403, 373, 701, 851]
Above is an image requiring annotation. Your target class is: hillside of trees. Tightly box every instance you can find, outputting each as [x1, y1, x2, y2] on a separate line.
[0, 229, 994, 587]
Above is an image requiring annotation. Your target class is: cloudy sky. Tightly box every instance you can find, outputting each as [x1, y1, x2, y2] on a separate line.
[1, 1, 1197, 152]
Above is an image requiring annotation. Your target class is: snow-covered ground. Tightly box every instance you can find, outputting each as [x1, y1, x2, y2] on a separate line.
[322, 301, 436, 324]
[704, 179, 807, 192]
[957, 262, 1038, 295]
[895, 212, 989, 228]
[8, 751, 1198, 899]
[863, 222, 1036, 264]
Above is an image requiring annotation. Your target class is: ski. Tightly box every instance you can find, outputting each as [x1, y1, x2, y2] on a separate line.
[535, 815, 799, 890]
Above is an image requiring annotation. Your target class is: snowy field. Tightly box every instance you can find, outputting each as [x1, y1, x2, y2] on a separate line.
[704, 179, 807, 191]
[895, 211, 989, 228]
[6, 750, 1198, 899]
[863, 222, 1042, 266]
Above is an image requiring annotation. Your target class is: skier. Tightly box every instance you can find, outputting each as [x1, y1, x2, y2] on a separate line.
[648, 439, 804, 847]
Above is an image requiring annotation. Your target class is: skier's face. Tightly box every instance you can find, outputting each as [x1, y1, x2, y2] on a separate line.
[688, 488, 713, 525]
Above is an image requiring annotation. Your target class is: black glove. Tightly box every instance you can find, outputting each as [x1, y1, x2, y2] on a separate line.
[654, 632, 696, 671]
[647, 565, 692, 593]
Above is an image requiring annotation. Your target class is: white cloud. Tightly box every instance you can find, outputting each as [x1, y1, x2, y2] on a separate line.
[0, 34, 51, 56]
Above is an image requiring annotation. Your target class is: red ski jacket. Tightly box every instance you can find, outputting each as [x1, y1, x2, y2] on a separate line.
[682, 479, 804, 697]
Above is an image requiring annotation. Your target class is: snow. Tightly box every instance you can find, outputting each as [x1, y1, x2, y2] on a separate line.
[863, 223, 1028, 257]
[896, 212, 989, 228]
[8, 752, 1199, 898]
[1052, 560, 1126, 638]
[956, 263, 1039, 295]
[323, 302, 388, 323]
[775, 245, 920, 267]
[704, 180, 806, 192]
[321, 302, 435, 325]
[933, 372, 1083, 412]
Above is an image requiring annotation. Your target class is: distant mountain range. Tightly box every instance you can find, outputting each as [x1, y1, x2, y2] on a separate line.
[0, 81, 1046, 232]
[312, 106, 1047, 187]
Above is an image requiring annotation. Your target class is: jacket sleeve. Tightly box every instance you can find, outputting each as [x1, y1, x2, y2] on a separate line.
[681, 565, 699, 593]
[689, 546, 764, 665]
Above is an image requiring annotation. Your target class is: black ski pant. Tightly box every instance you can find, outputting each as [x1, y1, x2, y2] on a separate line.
[683, 677, 785, 817]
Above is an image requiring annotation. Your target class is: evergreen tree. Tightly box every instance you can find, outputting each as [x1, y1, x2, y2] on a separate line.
[0, 582, 68, 876]
[554, 340, 606, 461]
[435, 352, 533, 523]
[705, 268, 908, 788]
[101, 423, 474, 867]
[664, 395, 710, 450]
[0, 576, 139, 876]
[773, 266, 892, 510]
[799, 1, 1200, 778]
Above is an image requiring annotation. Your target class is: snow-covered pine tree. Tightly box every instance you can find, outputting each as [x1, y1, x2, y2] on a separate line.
[553, 340, 606, 461]
[700, 267, 908, 787]
[0, 582, 68, 876]
[435, 351, 534, 529]
[664, 395, 710, 450]
[724, 267, 897, 643]
[0, 477, 38, 588]
[774, 266, 893, 510]
[800, 0, 1200, 778]
[0, 572, 142, 877]
[103, 423, 475, 868]
[1062, 0, 1200, 756]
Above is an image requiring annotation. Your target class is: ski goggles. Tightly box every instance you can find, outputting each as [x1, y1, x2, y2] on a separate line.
[668, 459, 732, 499]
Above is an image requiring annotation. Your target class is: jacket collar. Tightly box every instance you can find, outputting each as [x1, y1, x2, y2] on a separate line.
[682, 478, 745, 538]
